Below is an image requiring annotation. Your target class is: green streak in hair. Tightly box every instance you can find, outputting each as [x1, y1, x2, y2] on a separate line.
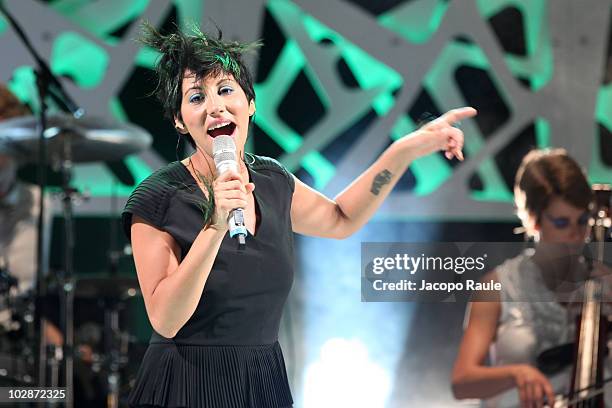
[215, 53, 241, 78]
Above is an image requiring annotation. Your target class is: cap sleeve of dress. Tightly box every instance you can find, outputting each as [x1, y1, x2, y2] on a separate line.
[247, 154, 295, 192]
[122, 165, 179, 241]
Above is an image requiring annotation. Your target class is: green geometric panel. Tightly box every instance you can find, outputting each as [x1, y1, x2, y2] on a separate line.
[592, 85, 612, 183]
[49, 0, 151, 42]
[534, 117, 550, 148]
[7, 66, 39, 113]
[0, 13, 7, 35]
[378, 0, 450, 44]
[302, 12, 402, 116]
[51, 31, 109, 89]
[253, 39, 336, 190]
[135, 44, 161, 70]
[2, 0, 609, 216]
[260, 0, 404, 189]
[476, 0, 553, 90]
[423, 40, 513, 201]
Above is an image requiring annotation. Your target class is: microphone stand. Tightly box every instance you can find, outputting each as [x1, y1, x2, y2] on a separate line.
[0, 4, 83, 406]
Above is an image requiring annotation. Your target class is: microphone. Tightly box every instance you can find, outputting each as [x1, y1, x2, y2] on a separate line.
[212, 135, 247, 247]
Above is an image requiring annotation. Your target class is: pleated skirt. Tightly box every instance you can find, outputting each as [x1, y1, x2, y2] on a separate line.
[128, 341, 293, 408]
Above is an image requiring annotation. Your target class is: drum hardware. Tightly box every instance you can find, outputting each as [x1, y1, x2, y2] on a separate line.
[0, 266, 17, 296]
[0, 4, 85, 398]
[0, 5, 150, 404]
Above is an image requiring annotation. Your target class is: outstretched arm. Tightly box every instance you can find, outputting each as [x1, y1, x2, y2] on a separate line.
[290, 107, 476, 239]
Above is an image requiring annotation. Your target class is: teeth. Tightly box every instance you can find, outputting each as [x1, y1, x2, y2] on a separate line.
[208, 121, 232, 132]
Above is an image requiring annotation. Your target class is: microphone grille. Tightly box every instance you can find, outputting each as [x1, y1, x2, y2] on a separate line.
[214, 150, 236, 166]
[213, 135, 237, 167]
[212, 135, 236, 153]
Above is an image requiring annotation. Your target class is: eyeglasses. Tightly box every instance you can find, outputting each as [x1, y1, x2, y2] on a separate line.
[543, 211, 591, 229]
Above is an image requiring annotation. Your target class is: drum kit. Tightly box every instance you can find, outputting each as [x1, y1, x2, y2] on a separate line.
[0, 4, 152, 407]
[0, 2, 152, 407]
[0, 115, 151, 407]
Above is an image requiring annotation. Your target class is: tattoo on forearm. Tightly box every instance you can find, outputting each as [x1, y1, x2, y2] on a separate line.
[370, 169, 393, 195]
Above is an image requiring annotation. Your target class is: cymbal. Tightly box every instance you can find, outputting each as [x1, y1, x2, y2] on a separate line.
[73, 275, 141, 299]
[0, 113, 152, 163]
[44, 274, 141, 299]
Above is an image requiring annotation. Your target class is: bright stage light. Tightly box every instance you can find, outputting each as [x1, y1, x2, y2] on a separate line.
[303, 338, 391, 408]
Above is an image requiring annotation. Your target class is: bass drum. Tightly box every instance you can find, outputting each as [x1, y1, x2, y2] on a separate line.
[0, 345, 35, 386]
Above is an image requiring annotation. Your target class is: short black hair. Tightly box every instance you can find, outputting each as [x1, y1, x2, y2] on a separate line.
[139, 21, 261, 148]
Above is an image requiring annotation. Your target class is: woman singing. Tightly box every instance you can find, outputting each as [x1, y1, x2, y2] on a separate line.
[123, 22, 476, 408]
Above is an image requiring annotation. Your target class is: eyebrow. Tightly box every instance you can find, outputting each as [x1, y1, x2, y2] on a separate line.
[183, 78, 233, 97]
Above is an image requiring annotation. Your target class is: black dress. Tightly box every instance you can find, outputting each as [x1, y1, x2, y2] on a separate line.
[122, 154, 295, 408]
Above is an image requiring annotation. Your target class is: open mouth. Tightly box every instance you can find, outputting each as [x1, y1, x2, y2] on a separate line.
[207, 122, 237, 138]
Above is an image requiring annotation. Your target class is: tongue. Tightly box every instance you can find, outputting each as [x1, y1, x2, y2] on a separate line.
[209, 123, 235, 138]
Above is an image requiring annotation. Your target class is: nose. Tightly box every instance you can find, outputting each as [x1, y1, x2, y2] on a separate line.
[207, 95, 225, 116]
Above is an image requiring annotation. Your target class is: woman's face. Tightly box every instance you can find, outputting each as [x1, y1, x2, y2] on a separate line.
[175, 70, 255, 159]
[536, 196, 591, 244]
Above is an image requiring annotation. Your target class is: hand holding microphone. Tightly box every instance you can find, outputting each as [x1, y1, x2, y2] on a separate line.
[211, 135, 254, 247]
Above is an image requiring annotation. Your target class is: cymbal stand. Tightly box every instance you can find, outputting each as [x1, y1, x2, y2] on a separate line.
[55, 136, 78, 408]
[104, 298, 124, 408]
[592, 184, 611, 271]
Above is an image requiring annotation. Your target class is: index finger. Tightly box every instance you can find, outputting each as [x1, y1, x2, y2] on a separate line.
[440, 107, 477, 124]
[543, 383, 555, 408]
[216, 169, 243, 182]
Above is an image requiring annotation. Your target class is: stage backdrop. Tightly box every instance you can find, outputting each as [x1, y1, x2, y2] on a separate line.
[1, 0, 611, 407]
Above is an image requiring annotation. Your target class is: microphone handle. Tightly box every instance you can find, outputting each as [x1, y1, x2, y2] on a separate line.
[228, 207, 247, 247]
